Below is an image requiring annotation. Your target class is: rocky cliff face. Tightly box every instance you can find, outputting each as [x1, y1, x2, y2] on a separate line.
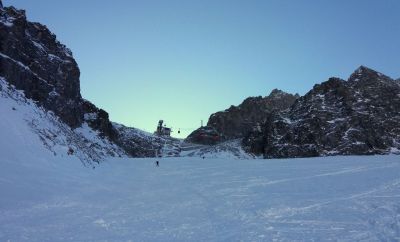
[0, 5, 120, 137]
[0, 6, 83, 127]
[244, 66, 400, 158]
[208, 89, 299, 139]
[0, 4, 161, 158]
[186, 89, 299, 144]
[185, 126, 221, 145]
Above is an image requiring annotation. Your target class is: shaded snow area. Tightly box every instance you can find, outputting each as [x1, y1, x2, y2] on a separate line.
[0, 78, 125, 165]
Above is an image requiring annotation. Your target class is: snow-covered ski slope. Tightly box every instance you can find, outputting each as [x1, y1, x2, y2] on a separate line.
[1, 142, 400, 240]
[1, 79, 400, 241]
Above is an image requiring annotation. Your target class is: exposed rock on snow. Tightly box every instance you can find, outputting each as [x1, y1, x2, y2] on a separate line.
[82, 100, 118, 140]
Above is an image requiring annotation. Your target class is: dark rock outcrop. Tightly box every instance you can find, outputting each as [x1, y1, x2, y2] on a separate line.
[244, 66, 400, 158]
[187, 89, 299, 144]
[208, 89, 299, 140]
[82, 100, 118, 140]
[0, 6, 83, 127]
[185, 126, 221, 145]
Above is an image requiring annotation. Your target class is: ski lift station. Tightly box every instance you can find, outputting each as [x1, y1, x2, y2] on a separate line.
[154, 120, 171, 137]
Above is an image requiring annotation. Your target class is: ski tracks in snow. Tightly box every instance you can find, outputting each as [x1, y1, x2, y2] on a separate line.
[1, 156, 400, 241]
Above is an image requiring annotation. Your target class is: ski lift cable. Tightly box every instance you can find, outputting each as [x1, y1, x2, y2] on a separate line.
[170, 127, 198, 131]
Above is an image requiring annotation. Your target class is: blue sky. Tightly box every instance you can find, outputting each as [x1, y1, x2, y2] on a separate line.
[4, 0, 400, 138]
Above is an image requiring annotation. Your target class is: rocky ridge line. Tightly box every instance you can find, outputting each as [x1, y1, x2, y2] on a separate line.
[243, 66, 400, 158]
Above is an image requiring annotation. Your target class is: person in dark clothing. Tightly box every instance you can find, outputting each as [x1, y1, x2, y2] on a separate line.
[156, 160, 159, 167]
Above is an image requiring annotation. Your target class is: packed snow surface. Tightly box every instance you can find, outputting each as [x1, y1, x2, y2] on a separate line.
[1, 148, 400, 241]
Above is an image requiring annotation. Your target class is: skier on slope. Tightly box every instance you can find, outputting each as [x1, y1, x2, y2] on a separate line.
[155, 160, 159, 167]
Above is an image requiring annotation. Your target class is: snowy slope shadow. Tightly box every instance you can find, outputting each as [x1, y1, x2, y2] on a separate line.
[0, 77, 126, 165]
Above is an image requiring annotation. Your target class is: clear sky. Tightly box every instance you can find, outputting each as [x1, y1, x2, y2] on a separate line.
[4, 0, 400, 138]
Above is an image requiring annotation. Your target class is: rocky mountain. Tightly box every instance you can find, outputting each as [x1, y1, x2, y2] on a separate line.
[2, 3, 399, 160]
[1, 5, 82, 127]
[186, 89, 299, 144]
[0, 3, 163, 160]
[243, 66, 400, 158]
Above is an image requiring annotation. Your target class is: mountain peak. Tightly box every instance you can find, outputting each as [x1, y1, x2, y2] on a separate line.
[268, 88, 291, 98]
[269, 88, 284, 95]
[354, 65, 379, 75]
[267, 88, 300, 100]
[356, 65, 373, 71]
[349, 65, 390, 82]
